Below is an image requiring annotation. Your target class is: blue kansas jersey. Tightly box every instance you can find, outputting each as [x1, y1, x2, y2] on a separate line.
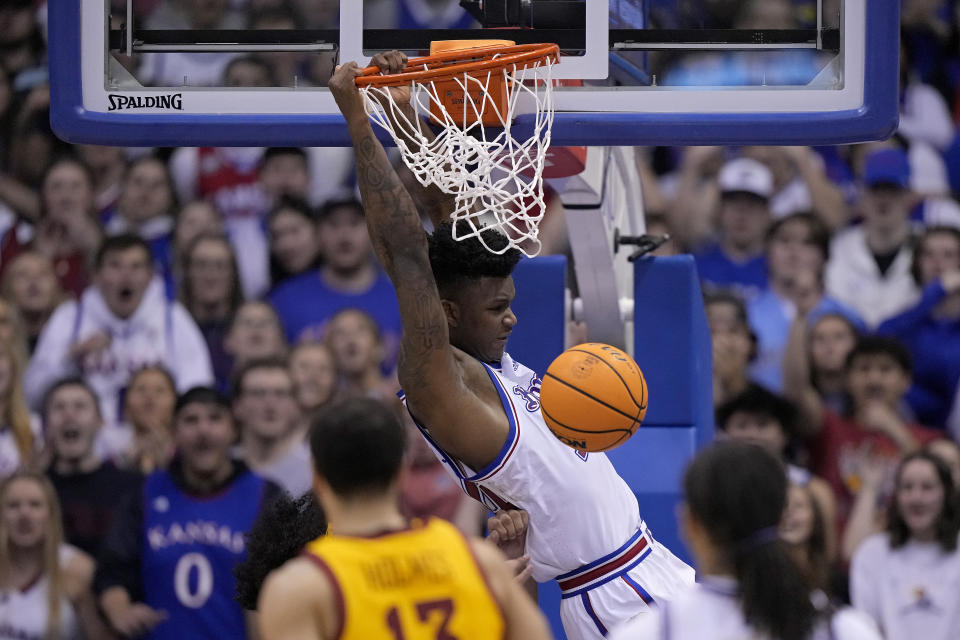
[142, 469, 266, 639]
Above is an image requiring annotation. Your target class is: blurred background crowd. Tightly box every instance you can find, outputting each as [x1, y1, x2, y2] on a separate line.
[1, 0, 960, 638]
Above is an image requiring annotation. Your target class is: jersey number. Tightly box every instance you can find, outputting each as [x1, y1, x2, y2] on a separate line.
[174, 552, 214, 609]
[385, 598, 458, 640]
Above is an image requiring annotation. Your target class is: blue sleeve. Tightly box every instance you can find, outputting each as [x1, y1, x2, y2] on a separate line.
[876, 281, 947, 337]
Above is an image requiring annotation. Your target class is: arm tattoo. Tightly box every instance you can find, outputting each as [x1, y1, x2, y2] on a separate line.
[349, 123, 451, 389]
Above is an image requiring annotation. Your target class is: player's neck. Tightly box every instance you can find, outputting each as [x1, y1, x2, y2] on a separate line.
[327, 494, 407, 538]
[696, 547, 734, 579]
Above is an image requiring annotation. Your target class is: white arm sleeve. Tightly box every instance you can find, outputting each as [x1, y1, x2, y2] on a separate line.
[168, 303, 214, 391]
[24, 301, 80, 409]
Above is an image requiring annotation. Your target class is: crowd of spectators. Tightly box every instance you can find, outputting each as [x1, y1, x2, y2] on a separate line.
[644, 0, 960, 634]
[0, 0, 490, 638]
[0, 0, 959, 638]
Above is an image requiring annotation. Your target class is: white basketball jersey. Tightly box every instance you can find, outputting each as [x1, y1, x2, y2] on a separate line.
[0, 545, 81, 640]
[405, 352, 642, 583]
[607, 578, 883, 640]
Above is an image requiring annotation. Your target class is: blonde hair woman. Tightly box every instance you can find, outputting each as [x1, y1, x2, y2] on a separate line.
[0, 336, 38, 477]
[0, 471, 112, 639]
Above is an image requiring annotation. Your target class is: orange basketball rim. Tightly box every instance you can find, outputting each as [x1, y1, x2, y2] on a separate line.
[354, 43, 560, 88]
[356, 43, 559, 128]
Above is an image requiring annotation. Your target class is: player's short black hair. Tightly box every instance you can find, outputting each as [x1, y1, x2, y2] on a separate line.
[427, 221, 523, 299]
[844, 336, 912, 376]
[94, 234, 153, 270]
[234, 492, 328, 610]
[715, 386, 798, 437]
[309, 398, 406, 498]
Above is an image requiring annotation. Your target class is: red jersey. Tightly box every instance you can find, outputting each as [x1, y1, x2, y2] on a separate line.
[195, 147, 267, 221]
[0, 230, 88, 299]
[811, 409, 939, 529]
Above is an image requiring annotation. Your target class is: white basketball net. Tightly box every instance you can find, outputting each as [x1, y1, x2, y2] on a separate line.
[359, 53, 556, 257]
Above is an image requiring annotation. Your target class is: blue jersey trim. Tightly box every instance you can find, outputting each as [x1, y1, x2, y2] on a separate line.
[556, 527, 644, 581]
[404, 405, 470, 482]
[622, 573, 655, 605]
[560, 547, 653, 599]
[581, 592, 608, 636]
[463, 363, 520, 483]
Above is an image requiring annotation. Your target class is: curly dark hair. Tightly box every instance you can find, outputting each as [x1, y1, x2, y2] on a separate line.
[234, 492, 328, 610]
[427, 222, 522, 298]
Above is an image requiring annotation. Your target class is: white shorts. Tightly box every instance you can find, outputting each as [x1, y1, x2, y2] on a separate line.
[557, 525, 695, 640]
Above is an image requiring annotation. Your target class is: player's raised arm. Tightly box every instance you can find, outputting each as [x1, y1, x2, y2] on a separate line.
[327, 64, 503, 465]
[328, 62, 453, 376]
[365, 51, 457, 228]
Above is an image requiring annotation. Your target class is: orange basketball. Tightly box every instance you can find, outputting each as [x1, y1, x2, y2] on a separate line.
[540, 343, 648, 452]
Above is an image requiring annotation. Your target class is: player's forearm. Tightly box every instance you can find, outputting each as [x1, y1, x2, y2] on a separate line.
[347, 118, 429, 266]
[388, 104, 456, 226]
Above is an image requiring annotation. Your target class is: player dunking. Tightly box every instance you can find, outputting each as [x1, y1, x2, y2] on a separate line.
[327, 53, 694, 639]
[257, 398, 551, 639]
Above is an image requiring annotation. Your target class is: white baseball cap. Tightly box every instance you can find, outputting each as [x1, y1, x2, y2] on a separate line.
[717, 158, 774, 200]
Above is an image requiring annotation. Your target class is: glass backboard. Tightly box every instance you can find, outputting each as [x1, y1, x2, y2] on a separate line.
[49, 0, 899, 147]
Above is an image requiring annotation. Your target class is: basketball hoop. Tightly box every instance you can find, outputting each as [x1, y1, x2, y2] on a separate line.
[355, 42, 560, 257]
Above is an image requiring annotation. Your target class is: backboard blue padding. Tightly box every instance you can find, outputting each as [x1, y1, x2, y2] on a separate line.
[49, 0, 898, 147]
[505, 255, 567, 376]
[633, 256, 713, 440]
[606, 426, 695, 494]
